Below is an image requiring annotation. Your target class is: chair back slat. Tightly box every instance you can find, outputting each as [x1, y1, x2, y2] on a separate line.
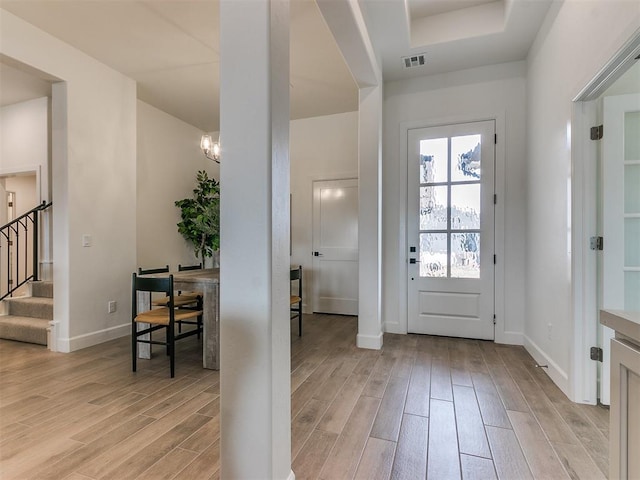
[178, 263, 202, 271]
[133, 273, 173, 296]
[290, 266, 301, 281]
[138, 265, 170, 275]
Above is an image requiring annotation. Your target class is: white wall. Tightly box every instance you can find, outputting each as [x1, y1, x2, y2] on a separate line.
[6, 174, 37, 216]
[383, 61, 527, 342]
[0, 96, 51, 281]
[136, 101, 218, 270]
[525, 0, 640, 399]
[1, 10, 137, 351]
[0, 97, 49, 202]
[290, 111, 359, 312]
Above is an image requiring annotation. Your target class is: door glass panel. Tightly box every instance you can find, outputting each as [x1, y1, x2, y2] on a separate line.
[420, 186, 448, 230]
[625, 164, 640, 213]
[625, 218, 640, 267]
[420, 233, 447, 277]
[451, 233, 480, 278]
[417, 133, 486, 280]
[420, 138, 448, 183]
[624, 112, 640, 160]
[451, 184, 480, 230]
[452, 135, 481, 181]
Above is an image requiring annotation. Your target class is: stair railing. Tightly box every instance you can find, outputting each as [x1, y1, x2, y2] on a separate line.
[0, 201, 52, 301]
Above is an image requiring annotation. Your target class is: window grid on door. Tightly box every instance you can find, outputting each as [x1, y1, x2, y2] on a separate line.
[418, 134, 482, 279]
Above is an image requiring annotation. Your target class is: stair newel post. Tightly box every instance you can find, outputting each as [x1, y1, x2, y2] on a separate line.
[6, 230, 9, 298]
[23, 219, 28, 286]
[33, 210, 39, 282]
[14, 226, 18, 294]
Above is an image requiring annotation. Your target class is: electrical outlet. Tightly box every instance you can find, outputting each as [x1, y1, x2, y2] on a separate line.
[547, 323, 553, 340]
[82, 234, 92, 247]
[108, 301, 117, 313]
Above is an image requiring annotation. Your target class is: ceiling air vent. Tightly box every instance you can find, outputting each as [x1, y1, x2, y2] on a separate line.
[402, 54, 426, 69]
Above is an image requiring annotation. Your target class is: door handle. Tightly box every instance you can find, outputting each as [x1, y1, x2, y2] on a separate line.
[314, 251, 323, 257]
[409, 258, 420, 264]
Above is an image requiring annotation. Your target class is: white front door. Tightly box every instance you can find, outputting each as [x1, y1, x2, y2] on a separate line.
[407, 121, 495, 339]
[599, 93, 640, 405]
[312, 178, 358, 315]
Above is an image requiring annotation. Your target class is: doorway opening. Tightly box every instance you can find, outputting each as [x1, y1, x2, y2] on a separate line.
[572, 31, 640, 405]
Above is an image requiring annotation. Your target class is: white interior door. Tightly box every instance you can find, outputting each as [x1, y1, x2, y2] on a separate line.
[312, 178, 358, 315]
[408, 121, 495, 339]
[600, 93, 640, 405]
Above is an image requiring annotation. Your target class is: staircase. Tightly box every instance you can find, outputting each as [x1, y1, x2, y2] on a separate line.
[0, 281, 53, 346]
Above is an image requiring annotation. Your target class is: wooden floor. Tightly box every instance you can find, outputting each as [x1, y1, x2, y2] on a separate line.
[0, 314, 609, 480]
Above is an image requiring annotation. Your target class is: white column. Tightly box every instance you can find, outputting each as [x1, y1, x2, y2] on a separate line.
[219, 1, 292, 479]
[357, 84, 383, 349]
[314, 0, 383, 350]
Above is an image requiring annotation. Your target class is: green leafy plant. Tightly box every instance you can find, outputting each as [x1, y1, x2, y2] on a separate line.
[175, 170, 220, 263]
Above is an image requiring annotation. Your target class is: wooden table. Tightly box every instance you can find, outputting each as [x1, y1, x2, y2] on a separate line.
[137, 268, 220, 370]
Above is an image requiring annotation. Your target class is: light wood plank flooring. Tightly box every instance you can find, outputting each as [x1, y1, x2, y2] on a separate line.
[0, 314, 609, 479]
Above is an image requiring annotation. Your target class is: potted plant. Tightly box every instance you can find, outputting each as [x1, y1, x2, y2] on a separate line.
[175, 170, 220, 266]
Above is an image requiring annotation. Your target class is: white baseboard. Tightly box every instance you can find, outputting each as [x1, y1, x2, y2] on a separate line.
[523, 334, 570, 398]
[496, 331, 523, 345]
[58, 323, 130, 352]
[357, 332, 383, 350]
[383, 321, 405, 335]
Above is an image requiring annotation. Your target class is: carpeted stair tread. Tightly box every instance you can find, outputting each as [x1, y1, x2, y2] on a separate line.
[31, 281, 53, 299]
[4, 296, 54, 320]
[0, 315, 48, 345]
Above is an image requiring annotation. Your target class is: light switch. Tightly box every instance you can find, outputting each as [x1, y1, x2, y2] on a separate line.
[82, 234, 92, 247]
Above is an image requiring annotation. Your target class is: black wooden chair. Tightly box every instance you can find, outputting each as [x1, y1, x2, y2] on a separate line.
[131, 273, 202, 377]
[138, 266, 203, 337]
[290, 266, 303, 336]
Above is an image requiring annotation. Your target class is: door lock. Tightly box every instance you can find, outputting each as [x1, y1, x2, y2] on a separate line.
[313, 251, 323, 257]
[409, 258, 420, 264]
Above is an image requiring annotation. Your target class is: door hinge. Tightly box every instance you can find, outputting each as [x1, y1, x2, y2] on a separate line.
[590, 346, 603, 362]
[590, 125, 603, 140]
[493, 314, 496, 325]
[590, 236, 604, 251]
[493, 254, 496, 264]
[494, 194, 497, 205]
[494, 133, 497, 144]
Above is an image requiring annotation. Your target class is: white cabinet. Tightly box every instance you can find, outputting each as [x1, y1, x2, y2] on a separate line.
[601, 310, 640, 480]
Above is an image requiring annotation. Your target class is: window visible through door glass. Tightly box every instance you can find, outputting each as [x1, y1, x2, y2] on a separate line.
[451, 184, 480, 230]
[452, 135, 481, 181]
[420, 138, 448, 183]
[420, 232, 447, 277]
[420, 186, 447, 230]
[452, 233, 480, 279]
